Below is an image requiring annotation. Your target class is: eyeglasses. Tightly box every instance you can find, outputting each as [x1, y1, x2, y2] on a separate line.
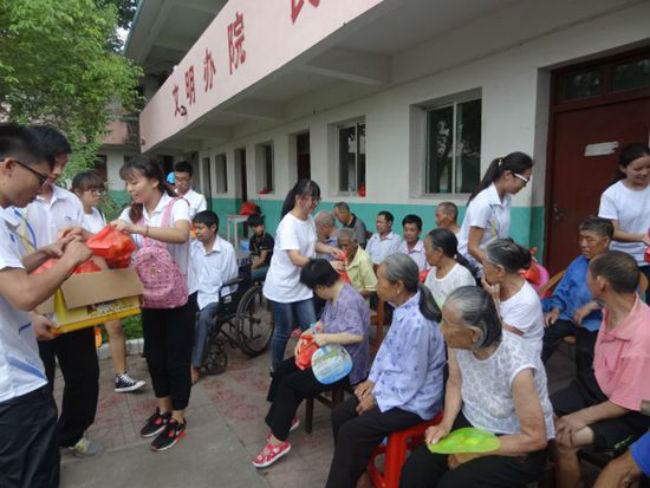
[86, 188, 104, 195]
[5, 158, 51, 187]
[513, 173, 530, 185]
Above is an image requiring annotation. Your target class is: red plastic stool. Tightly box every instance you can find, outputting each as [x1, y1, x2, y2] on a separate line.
[367, 412, 443, 488]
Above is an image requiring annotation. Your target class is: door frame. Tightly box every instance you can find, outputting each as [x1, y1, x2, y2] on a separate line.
[543, 46, 650, 268]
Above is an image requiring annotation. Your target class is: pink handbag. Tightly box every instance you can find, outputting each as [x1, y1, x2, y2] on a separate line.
[133, 199, 189, 309]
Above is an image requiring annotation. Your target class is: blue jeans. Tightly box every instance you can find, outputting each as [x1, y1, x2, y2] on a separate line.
[270, 298, 316, 371]
[192, 302, 219, 368]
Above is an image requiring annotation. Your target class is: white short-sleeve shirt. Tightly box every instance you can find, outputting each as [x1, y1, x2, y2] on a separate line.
[118, 193, 192, 285]
[366, 231, 402, 265]
[180, 188, 207, 219]
[193, 237, 239, 310]
[455, 332, 555, 438]
[458, 184, 512, 271]
[398, 239, 429, 272]
[598, 180, 650, 266]
[424, 263, 476, 309]
[0, 207, 48, 402]
[499, 280, 544, 358]
[81, 207, 106, 234]
[20, 185, 84, 249]
[263, 213, 317, 303]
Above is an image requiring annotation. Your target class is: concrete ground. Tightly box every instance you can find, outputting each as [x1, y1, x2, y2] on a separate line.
[55, 333, 597, 488]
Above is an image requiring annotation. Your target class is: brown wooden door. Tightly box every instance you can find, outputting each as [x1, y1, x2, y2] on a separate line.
[296, 132, 310, 181]
[546, 49, 650, 274]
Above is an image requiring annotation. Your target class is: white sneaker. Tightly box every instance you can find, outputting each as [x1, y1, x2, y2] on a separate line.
[115, 373, 146, 393]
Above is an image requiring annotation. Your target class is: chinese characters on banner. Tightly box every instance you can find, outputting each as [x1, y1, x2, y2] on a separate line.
[172, 84, 182, 117]
[185, 66, 196, 105]
[203, 49, 216, 91]
[227, 12, 246, 75]
[291, 0, 320, 23]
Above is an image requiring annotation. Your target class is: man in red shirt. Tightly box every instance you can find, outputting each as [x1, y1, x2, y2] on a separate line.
[551, 251, 650, 488]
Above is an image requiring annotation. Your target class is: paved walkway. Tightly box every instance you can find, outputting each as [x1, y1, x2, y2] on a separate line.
[55, 334, 598, 488]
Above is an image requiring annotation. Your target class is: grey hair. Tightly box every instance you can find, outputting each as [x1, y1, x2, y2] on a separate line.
[382, 253, 441, 321]
[314, 210, 336, 227]
[445, 286, 502, 349]
[337, 227, 357, 242]
[334, 202, 350, 212]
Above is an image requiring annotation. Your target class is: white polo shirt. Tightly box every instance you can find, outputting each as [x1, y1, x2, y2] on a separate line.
[193, 237, 239, 310]
[366, 231, 402, 265]
[178, 188, 207, 219]
[21, 185, 84, 249]
[118, 193, 192, 286]
[0, 207, 48, 403]
[398, 238, 428, 271]
[81, 207, 106, 234]
[458, 184, 512, 271]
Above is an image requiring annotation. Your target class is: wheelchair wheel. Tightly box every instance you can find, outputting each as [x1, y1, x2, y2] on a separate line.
[235, 284, 274, 357]
[202, 334, 228, 375]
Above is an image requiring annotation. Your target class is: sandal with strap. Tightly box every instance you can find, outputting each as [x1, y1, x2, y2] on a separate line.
[252, 439, 291, 468]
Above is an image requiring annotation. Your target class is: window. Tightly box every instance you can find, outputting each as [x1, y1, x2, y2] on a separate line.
[559, 69, 602, 101]
[255, 142, 274, 194]
[200, 157, 212, 207]
[426, 98, 481, 194]
[214, 154, 228, 193]
[612, 57, 650, 92]
[338, 121, 365, 195]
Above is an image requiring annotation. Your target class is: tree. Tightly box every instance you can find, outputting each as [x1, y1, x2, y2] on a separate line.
[0, 0, 143, 175]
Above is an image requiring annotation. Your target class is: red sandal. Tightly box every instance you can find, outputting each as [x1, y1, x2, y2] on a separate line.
[252, 439, 291, 468]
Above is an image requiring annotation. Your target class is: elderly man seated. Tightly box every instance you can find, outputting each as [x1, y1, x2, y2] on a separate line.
[334, 202, 367, 248]
[551, 251, 650, 488]
[315, 210, 339, 260]
[338, 228, 377, 299]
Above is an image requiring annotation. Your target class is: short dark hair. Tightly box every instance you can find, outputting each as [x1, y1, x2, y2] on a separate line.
[334, 202, 350, 212]
[579, 216, 614, 239]
[174, 161, 193, 175]
[402, 214, 422, 231]
[377, 211, 394, 223]
[438, 202, 458, 221]
[31, 125, 72, 157]
[71, 170, 104, 193]
[0, 123, 52, 169]
[247, 214, 265, 227]
[589, 251, 639, 294]
[300, 259, 340, 289]
[193, 210, 219, 230]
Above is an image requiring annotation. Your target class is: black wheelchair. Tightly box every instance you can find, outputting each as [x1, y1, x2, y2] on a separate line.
[201, 266, 274, 375]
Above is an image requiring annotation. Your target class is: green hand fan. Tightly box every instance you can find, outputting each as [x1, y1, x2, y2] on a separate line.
[427, 427, 500, 454]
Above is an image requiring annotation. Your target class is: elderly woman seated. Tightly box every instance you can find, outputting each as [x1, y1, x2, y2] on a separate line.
[252, 259, 370, 468]
[325, 253, 446, 488]
[337, 227, 377, 298]
[400, 286, 554, 488]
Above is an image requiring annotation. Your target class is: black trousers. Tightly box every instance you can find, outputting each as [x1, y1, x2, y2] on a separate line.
[141, 293, 196, 411]
[0, 386, 59, 488]
[265, 357, 348, 441]
[542, 319, 598, 382]
[38, 326, 99, 447]
[400, 413, 548, 488]
[325, 396, 423, 488]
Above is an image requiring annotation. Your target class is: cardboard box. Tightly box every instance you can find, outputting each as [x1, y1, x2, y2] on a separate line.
[37, 268, 143, 334]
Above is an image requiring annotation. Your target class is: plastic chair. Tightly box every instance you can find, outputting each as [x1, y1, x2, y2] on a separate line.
[367, 412, 443, 488]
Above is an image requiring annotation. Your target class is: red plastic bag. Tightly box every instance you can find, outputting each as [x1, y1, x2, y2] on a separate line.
[33, 258, 101, 275]
[295, 335, 319, 370]
[86, 226, 136, 269]
[239, 201, 260, 216]
[419, 269, 430, 283]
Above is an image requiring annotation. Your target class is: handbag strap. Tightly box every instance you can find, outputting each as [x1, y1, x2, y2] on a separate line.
[138, 197, 180, 248]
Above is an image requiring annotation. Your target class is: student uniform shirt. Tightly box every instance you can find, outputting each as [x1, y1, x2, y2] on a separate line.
[81, 207, 106, 234]
[0, 207, 48, 403]
[598, 181, 650, 266]
[180, 188, 207, 219]
[458, 184, 512, 271]
[20, 185, 84, 249]
[263, 213, 317, 303]
[118, 193, 192, 286]
[193, 237, 239, 310]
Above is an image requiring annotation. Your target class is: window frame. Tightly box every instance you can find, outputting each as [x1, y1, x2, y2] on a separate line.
[336, 119, 366, 196]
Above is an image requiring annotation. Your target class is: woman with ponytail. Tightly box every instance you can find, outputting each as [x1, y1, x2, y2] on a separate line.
[325, 253, 446, 488]
[481, 239, 544, 357]
[263, 179, 343, 372]
[598, 143, 650, 299]
[458, 152, 533, 273]
[424, 227, 478, 308]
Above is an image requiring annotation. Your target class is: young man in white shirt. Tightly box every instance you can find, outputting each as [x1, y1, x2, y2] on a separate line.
[190, 210, 239, 384]
[0, 123, 93, 488]
[21, 126, 102, 457]
[398, 214, 428, 271]
[365, 211, 402, 266]
[174, 161, 207, 219]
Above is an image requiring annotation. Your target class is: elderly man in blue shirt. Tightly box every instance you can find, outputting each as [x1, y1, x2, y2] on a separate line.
[325, 253, 445, 488]
[541, 217, 612, 379]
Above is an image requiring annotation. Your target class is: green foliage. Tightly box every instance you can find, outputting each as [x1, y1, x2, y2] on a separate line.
[100, 314, 143, 342]
[0, 0, 143, 175]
